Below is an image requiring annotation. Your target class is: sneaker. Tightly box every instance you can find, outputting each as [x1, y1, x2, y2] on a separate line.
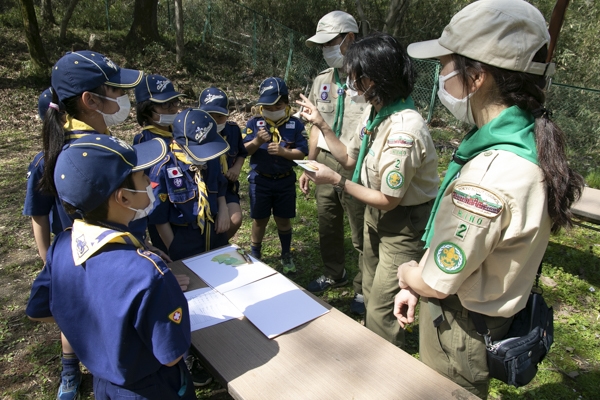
[56, 371, 81, 400]
[185, 355, 213, 387]
[281, 253, 296, 274]
[350, 293, 366, 315]
[306, 270, 348, 293]
[250, 251, 261, 260]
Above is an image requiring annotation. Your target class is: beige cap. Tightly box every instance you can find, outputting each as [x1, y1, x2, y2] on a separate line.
[306, 11, 358, 47]
[407, 0, 555, 76]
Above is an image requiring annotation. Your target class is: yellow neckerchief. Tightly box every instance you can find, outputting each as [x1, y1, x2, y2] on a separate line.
[144, 124, 173, 138]
[259, 105, 291, 144]
[71, 219, 143, 265]
[64, 115, 110, 140]
[171, 142, 214, 234]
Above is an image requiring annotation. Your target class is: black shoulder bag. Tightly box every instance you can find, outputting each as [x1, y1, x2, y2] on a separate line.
[469, 262, 554, 387]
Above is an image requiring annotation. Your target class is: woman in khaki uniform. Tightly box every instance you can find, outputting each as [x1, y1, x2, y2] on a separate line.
[394, 0, 584, 398]
[298, 32, 439, 348]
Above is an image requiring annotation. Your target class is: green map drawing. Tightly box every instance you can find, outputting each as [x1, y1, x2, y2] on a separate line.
[212, 253, 244, 266]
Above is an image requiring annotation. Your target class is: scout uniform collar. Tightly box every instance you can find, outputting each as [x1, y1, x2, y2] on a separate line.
[332, 69, 347, 138]
[422, 105, 538, 248]
[351, 96, 416, 183]
[144, 124, 173, 138]
[71, 219, 143, 265]
[64, 115, 110, 137]
[170, 142, 214, 235]
[259, 105, 292, 144]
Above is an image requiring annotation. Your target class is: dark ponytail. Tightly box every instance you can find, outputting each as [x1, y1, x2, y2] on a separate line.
[453, 48, 584, 232]
[39, 86, 107, 196]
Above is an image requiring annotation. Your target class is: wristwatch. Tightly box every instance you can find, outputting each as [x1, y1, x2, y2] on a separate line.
[333, 176, 347, 193]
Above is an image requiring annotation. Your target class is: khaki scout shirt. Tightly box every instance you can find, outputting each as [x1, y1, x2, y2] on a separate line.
[421, 150, 552, 317]
[347, 106, 438, 206]
[308, 68, 367, 150]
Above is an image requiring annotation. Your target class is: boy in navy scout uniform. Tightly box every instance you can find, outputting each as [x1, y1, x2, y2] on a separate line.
[149, 108, 230, 261]
[199, 87, 248, 239]
[243, 77, 308, 273]
[302, 11, 367, 314]
[26, 134, 197, 400]
[134, 74, 185, 253]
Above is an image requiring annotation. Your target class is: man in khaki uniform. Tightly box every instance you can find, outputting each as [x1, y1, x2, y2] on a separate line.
[300, 11, 367, 313]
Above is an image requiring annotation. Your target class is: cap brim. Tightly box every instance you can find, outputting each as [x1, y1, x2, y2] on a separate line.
[132, 138, 168, 171]
[178, 135, 230, 163]
[407, 39, 453, 60]
[199, 104, 230, 116]
[151, 92, 185, 103]
[306, 32, 339, 47]
[107, 68, 144, 88]
[257, 94, 281, 106]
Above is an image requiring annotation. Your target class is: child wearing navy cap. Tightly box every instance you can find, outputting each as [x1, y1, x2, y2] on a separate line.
[199, 87, 248, 239]
[243, 77, 308, 273]
[26, 134, 197, 400]
[149, 108, 230, 261]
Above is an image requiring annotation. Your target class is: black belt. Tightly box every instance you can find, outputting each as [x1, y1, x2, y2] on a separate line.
[256, 170, 293, 179]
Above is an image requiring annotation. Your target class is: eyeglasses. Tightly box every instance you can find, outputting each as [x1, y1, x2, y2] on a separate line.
[157, 99, 181, 110]
[347, 75, 365, 92]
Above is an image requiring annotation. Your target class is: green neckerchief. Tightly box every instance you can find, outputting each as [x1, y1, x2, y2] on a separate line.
[332, 69, 346, 137]
[351, 96, 415, 183]
[422, 105, 538, 248]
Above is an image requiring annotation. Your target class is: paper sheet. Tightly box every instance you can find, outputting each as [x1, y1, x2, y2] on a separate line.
[224, 274, 330, 339]
[184, 287, 243, 331]
[183, 245, 276, 293]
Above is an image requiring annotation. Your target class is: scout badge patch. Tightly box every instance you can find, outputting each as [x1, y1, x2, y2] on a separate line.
[320, 83, 330, 100]
[452, 184, 503, 218]
[434, 242, 466, 274]
[169, 307, 183, 324]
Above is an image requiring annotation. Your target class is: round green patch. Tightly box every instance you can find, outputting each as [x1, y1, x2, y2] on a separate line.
[386, 170, 404, 190]
[434, 242, 467, 274]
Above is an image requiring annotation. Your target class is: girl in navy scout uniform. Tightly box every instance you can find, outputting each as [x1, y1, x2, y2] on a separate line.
[134, 74, 185, 253]
[199, 87, 248, 239]
[243, 77, 308, 273]
[149, 108, 230, 261]
[26, 134, 196, 400]
[24, 51, 143, 400]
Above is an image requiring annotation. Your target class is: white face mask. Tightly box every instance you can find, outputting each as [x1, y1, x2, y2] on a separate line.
[345, 77, 366, 103]
[122, 184, 156, 221]
[261, 108, 286, 121]
[322, 35, 347, 69]
[437, 71, 476, 125]
[95, 94, 131, 126]
[157, 113, 176, 126]
[216, 123, 226, 133]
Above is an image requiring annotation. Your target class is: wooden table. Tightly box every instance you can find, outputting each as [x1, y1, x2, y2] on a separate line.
[170, 260, 478, 400]
[572, 187, 600, 225]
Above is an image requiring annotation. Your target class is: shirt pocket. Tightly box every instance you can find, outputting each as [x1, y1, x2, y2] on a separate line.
[316, 101, 334, 115]
[166, 174, 196, 204]
[364, 154, 381, 190]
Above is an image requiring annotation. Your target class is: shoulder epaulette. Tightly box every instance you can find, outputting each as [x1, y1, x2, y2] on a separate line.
[136, 248, 170, 275]
[318, 67, 334, 76]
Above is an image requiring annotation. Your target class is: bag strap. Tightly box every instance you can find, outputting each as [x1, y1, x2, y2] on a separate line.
[469, 260, 544, 348]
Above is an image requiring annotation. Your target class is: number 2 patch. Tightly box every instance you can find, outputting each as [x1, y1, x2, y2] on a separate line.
[454, 223, 469, 241]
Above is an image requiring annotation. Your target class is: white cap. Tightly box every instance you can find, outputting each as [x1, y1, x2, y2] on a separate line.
[306, 11, 359, 47]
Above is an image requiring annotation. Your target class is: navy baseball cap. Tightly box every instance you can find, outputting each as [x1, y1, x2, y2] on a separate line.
[257, 77, 288, 105]
[198, 87, 229, 116]
[54, 134, 167, 214]
[135, 74, 184, 103]
[38, 87, 53, 120]
[51, 51, 143, 102]
[172, 108, 229, 163]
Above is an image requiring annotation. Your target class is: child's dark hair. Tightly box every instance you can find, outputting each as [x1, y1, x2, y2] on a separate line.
[344, 32, 415, 105]
[40, 86, 107, 196]
[276, 95, 289, 105]
[62, 174, 136, 221]
[136, 99, 155, 127]
[451, 46, 584, 232]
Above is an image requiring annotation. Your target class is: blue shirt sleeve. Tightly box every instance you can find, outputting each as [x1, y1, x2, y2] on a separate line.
[23, 153, 54, 217]
[26, 240, 55, 319]
[243, 119, 257, 143]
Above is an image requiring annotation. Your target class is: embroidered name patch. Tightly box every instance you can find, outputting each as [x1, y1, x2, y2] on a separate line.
[386, 170, 404, 190]
[167, 167, 183, 179]
[434, 242, 466, 274]
[387, 133, 414, 148]
[169, 307, 183, 324]
[391, 149, 408, 157]
[452, 185, 503, 218]
[452, 207, 491, 228]
[285, 121, 295, 129]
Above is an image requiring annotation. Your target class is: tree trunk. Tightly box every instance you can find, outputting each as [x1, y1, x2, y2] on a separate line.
[41, 0, 57, 26]
[19, 0, 50, 73]
[59, 0, 81, 41]
[174, 0, 184, 64]
[382, 0, 410, 35]
[354, 0, 369, 37]
[126, 0, 160, 45]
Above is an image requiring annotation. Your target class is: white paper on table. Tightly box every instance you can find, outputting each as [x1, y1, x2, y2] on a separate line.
[224, 273, 330, 339]
[184, 287, 244, 331]
[182, 245, 276, 293]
